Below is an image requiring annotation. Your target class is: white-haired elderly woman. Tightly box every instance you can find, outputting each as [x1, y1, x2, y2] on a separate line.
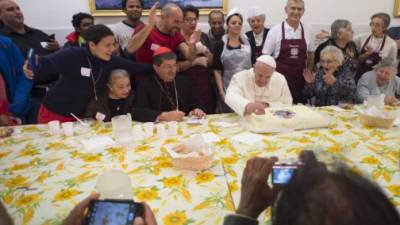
[314, 19, 358, 72]
[357, 58, 400, 105]
[354, 12, 398, 82]
[245, 8, 269, 63]
[303, 46, 356, 106]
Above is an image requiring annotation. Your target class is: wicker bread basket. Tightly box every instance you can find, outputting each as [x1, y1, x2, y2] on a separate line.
[170, 153, 214, 170]
[166, 144, 215, 170]
[359, 113, 395, 129]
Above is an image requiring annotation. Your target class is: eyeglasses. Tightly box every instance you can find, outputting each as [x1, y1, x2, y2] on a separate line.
[184, 18, 197, 23]
[369, 22, 383, 28]
[320, 60, 337, 65]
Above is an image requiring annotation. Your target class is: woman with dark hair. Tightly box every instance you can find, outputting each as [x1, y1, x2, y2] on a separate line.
[178, 5, 215, 114]
[354, 12, 397, 82]
[213, 9, 252, 113]
[24, 24, 153, 123]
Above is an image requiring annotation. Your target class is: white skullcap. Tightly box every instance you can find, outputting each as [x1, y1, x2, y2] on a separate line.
[256, 55, 276, 69]
[247, 7, 265, 19]
[227, 8, 240, 19]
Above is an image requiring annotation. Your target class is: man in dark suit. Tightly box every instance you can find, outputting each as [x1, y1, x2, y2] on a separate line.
[134, 47, 206, 122]
[245, 8, 269, 64]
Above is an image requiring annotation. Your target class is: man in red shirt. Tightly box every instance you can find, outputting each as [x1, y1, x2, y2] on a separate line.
[126, 2, 199, 67]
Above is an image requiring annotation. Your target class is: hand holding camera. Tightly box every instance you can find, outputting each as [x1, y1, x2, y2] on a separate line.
[236, 151, 325, 219]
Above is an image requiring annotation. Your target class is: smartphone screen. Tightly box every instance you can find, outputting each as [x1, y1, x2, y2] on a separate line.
[272, 165, 297, 185]
[85, 200, 141, 225]
[27, 48, 36, 72]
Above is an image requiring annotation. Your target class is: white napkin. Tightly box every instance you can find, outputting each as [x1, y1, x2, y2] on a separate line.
[81, 136, 115, 151]
[214, 121, 238, 128]
[231, 132, 264, 145]
[201, 132, 221, 143]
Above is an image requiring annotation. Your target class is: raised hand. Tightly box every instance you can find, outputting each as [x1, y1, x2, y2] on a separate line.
[303, 69, 315, 84]
[148, 2, 159, 26]
[189, 29, 201, 45]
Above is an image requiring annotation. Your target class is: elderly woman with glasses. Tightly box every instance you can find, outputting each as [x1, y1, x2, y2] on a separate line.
[354, 12, 398, 82]
[314, 19, 358, 73]
[303, 46, 356, 106]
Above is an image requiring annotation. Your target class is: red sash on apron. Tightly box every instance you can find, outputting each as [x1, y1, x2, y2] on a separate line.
[275, 22, 307, 104]
[356, 35, 386, 82]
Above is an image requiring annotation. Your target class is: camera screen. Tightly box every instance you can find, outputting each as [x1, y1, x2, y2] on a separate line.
[87, 201, 136, 225]
[272, 166, 297, 185]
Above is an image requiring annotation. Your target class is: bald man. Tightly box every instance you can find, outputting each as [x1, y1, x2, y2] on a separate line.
[126, 2, 199, 65]
[0, 0, 60, 123]
[225, 55, 292, 116]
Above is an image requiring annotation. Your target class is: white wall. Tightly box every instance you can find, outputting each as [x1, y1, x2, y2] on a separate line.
[15, 0, 400, 44]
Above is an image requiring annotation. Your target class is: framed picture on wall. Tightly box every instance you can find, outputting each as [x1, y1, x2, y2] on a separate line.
[89, 0, 228, 16]
[395, 0, 400, 16]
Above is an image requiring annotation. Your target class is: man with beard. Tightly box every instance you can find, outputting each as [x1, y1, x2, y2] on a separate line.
[207, 9, 225, 54]
[127, 2, 199, 65]
[109, 0, 144, 59]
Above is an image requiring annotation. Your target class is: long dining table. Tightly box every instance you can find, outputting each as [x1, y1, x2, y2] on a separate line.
[0, 106, 399, 225]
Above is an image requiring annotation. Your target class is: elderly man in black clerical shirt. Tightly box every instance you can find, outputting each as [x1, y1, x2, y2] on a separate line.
[134, 47, 206, 122]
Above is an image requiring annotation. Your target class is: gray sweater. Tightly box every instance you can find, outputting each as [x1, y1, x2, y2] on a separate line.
[356, 71, 400, 102]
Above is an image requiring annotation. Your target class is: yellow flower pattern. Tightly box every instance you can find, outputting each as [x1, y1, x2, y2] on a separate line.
[361, 156, 381, 165]
[162, 176, 183, 188]
[4, 175, 29, 189]
[163, 211, 191, 225]
[53, 189, 81, 202]
[136, 188, 159, 202]
[195, 172, 215, 184]
[15, 194, 41, 207]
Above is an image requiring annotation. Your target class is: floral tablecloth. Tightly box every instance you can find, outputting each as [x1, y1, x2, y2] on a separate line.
[0, 106, 399, 225]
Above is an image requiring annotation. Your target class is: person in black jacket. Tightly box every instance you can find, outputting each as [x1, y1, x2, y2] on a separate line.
[134, 47, 206, 122]
[23, 24, 153, 123]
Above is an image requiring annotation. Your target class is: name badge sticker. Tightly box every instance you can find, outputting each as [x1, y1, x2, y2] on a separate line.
[95, 112, 106, 122]
[81, 67, 91, 77]
[150, 43, 160, 51]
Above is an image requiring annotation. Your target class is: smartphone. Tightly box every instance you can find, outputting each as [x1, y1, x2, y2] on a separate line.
[84, 199, 144, 225]
[271, 164, 297, 185]
[27, 48, 36, 72]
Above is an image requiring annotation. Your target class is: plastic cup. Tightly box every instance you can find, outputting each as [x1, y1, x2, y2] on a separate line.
[167, 121, 178, 136]
[62, 122, 74, 136]
[95, 170, 132, 199]
[132, 124, 143, 141]
[143, 122, 154, 138]
[48, 120, 60, 136]
[156, 123, 167, 139]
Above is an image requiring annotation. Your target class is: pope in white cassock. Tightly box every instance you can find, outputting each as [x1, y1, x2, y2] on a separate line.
[225, 55, 293, 116]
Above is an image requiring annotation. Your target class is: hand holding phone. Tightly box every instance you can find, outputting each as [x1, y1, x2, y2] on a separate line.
[27, 48, 37, 72]
[84, 199, 144, 225]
